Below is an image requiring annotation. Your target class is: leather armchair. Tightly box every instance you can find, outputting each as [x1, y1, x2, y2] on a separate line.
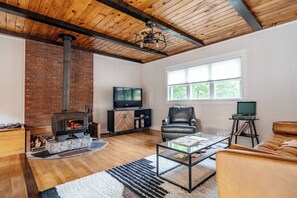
[161, 106, 196, 141]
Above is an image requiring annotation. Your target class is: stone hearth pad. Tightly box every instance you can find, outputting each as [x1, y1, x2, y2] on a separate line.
[46, 136, 92, 154]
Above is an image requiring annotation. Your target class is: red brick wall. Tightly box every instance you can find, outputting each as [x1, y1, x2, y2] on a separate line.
[25, 40, 93, 127]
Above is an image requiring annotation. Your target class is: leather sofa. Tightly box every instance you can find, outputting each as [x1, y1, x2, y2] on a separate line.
[216, 121, 297, 198]
[161, 106, 196, 141]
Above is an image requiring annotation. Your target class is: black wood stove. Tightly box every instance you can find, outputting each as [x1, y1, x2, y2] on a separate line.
[52, 112, 88, 142]
[51, 34, 90, 142]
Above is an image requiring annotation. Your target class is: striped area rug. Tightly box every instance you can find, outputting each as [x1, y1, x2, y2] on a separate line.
[107, 158, 169, 198]
[41, 155, 217, 198]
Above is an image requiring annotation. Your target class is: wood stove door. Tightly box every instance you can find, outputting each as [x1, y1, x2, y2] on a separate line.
[114, 110, 134, 132]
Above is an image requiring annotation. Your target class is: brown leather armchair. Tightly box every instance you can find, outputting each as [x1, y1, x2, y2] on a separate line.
[161, 106, 196, 141]
[216, 121, 297, 198]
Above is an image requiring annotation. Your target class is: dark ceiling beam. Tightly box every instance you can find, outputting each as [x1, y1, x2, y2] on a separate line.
[228, 0, 262, 31]
[0, 30, 143, 63]
[0, 2, 167, 57]
[97, 0, 205, 47]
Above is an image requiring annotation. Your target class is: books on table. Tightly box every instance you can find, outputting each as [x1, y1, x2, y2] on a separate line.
[236, 122, 249, 135]
[171, 136, 209, 147]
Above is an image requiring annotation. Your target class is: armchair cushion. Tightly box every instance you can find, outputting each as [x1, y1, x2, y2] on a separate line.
[169, 106, 194, 123]
[161, 124, 196, 133]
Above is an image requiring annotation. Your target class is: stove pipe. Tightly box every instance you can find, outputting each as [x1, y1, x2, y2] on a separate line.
[59, 34, 76, 112]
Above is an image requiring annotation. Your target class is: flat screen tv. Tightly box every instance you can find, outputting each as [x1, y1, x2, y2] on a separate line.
[237, 101, 256, 115]
[113, 87, 142, 109]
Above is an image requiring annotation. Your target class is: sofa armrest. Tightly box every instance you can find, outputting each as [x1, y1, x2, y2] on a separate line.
[273, 121, 297, 135]
[216, 149, 297, 198]
[162, 117, 170, 126]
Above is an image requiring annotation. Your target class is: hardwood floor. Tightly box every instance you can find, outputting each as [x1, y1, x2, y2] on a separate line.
[0, 130, 162, 197]
[0, 154, 28, 198]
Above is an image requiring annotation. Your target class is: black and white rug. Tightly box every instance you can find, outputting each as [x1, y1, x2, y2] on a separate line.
[27, 140, 108, 160]
[41, 155, 217, 198]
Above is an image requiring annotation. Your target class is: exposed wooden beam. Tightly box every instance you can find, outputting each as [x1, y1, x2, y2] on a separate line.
[0, 2, 167, 57]
[0, 30, 143, 63]
[228, 0, 262, 31]
[97, 0, 205, 47]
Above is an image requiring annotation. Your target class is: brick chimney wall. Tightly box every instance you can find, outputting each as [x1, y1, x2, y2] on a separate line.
[25, 40, 93, 127]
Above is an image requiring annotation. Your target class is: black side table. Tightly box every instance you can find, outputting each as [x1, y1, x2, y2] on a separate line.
[229, 117, 259, 147]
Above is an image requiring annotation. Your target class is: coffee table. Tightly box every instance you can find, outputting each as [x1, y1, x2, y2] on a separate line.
[156, 132, 230, 192]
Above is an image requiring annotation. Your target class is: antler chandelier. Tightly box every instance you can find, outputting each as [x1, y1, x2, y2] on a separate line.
[135, 21, 167, 50]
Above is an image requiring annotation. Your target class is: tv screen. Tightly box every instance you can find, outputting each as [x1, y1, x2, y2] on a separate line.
[113, 87, 142, 109]
[237, 101, 256, 115]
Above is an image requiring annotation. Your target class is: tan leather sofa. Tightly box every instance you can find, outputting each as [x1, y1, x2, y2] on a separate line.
[216, 121, 297, 198]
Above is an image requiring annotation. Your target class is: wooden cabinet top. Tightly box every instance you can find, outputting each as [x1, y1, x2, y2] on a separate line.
[0, 127, 25, 133]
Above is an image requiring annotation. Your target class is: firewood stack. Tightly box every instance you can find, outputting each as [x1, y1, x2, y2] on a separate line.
[31, 136, 47, 150]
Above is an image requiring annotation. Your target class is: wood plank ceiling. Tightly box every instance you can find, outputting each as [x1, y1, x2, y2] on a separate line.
[0, 0, 296, 63]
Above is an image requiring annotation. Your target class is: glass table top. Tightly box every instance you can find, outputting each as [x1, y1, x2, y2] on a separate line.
[158, 132, 229, 154]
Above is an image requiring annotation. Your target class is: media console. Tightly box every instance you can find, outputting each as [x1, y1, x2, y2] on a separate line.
[107, 109, 152, 134]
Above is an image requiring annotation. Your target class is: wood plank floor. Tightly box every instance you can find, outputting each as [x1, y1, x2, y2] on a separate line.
[0, 130, 162, 197]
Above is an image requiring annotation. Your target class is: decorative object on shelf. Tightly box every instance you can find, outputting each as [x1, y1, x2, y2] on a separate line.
[135, 120, 139, 129]
[135, 20, 167, 50]
[140, 114, 145, 128]
[0, 122, 23, 130]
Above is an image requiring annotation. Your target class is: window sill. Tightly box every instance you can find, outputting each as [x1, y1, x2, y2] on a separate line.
[166, 98, 241, 105]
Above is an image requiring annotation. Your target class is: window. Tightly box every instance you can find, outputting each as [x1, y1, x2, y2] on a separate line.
[167, 57, 242, 100]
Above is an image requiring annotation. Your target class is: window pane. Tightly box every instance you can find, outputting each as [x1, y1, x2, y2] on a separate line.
[211, 58, 241, 80]
[170, 85, 187, 100]
[168, 69, 186, 85]
[187, 65, 209, 83]
[214, 79, 241, 99]
[190, 83, 210, 99]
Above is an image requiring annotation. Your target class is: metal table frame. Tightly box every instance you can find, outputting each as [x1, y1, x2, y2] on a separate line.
[156, 136, 230, 193]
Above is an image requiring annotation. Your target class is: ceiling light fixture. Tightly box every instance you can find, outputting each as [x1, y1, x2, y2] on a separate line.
[135, 20, 167, 50]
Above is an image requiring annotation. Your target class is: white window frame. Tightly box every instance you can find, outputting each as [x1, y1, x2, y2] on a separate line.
[167, 56, 243, 101]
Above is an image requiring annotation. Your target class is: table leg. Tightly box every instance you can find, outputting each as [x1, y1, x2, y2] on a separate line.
[230, 120, 236, 146]
[248, 121, 254, 147]
[235, 120, 239, 144]
[156, 146, 159, 176]
[189, 154, 192, 192]
[252, 121, 260, 144]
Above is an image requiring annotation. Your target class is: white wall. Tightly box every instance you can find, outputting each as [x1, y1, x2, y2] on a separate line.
[93, 55, 143, 132]
[0, 34, 25, 125]
[143, 21, 297, 144]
